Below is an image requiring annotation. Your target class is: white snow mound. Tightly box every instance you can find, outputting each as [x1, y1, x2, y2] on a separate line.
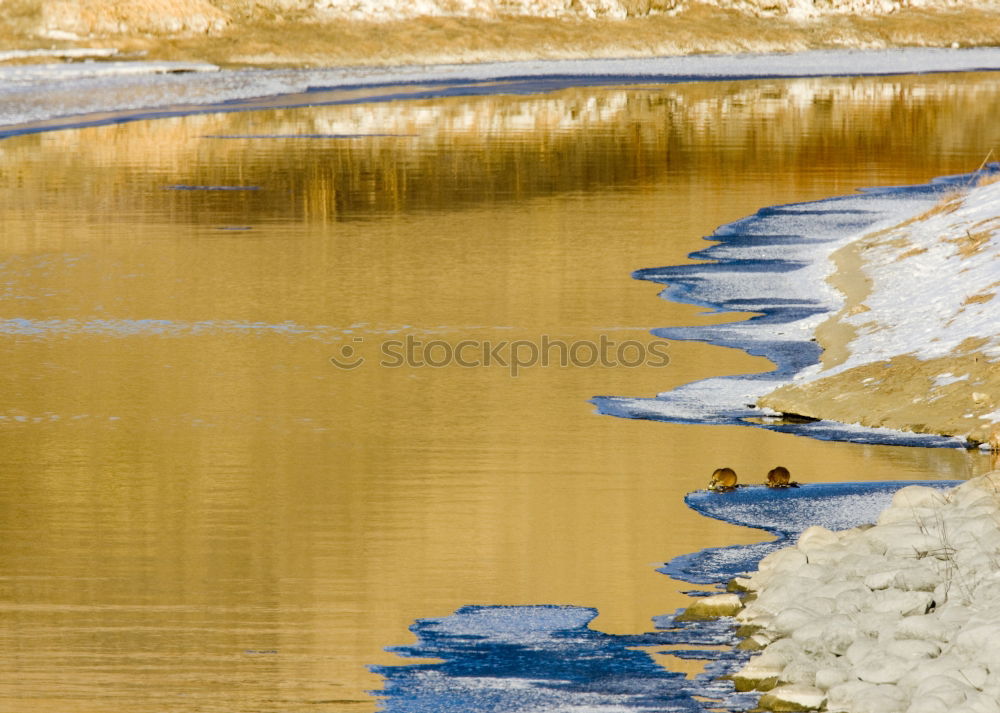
[735, 472, 1000, 713]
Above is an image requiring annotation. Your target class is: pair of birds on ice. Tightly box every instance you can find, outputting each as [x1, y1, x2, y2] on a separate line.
[708, 466, 798, 492]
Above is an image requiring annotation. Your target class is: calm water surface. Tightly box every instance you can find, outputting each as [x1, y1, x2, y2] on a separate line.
[1, 72, 999, 712]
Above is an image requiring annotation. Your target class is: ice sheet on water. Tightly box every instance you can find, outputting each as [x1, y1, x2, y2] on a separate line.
[375, 605, 757, 713]
[375, 480, 964, 710]
[0, 60, 218, 85]
[414, 605, 597, 643]
[661, 481, 959, 584]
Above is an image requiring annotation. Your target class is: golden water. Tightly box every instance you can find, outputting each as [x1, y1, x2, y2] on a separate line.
[1, 72, 999, 713]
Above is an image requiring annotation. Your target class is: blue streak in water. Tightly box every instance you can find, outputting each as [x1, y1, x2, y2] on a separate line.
[164, 184, 261, 191]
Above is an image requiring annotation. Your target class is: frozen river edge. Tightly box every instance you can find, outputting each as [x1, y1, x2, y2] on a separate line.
[595, 166, 1000, 449]
[4, 49, 1000, 713]
[5, 47, 1000, 137]
[710, 471, 1000, 713]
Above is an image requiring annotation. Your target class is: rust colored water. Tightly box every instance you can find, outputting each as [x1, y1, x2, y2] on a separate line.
[1, 73, 998, 712]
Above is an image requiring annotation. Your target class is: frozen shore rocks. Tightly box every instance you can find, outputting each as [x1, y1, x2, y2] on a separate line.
[728, 472, 1000, 713]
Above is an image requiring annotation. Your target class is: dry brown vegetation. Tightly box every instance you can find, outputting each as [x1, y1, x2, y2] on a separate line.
[945, 216, 1000, 257]
[979, 171, 1000, 187]
[962, 291, 996, 306]
[950, 228, 995, 257]
[2, 1, 1000, 67]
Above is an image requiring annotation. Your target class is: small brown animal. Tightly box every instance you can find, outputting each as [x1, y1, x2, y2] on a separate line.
[766, 466, 793, 488]
[709, 467, 738, 492]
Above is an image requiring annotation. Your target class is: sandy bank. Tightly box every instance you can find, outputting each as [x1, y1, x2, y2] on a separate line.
[760, 175, 1000, 447]
[2, 1, 1000, 67]
[720, 471, 1000, 713]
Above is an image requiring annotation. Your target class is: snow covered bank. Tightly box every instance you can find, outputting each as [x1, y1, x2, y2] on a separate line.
[596, 162, 1000, 448]
[18, 0, 1000, 30]
[595, 169, 998, 448]
[729, 471, 1000, 713]
[760, 175, 1000, 447]
[34, 0, 995, 27]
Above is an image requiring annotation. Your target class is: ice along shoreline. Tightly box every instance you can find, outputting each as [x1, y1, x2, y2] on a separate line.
[6, 47, 1000, 138]
[594, 166, 1000, 450]
[710, 471, 1000, 713]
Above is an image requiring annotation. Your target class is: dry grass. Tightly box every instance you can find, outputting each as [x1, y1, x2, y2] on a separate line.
[952, 229, 994, 257]
[898, 246, 929, 259]
[4, 3, 1000, 67]
[865, 192, 965, 245]
[918, 193, 965, 220]
[39, 0, 228, 35]
[962, 291, 996, 306]
[978, 171, 1000, 187]
[946, 216, 1000, 257]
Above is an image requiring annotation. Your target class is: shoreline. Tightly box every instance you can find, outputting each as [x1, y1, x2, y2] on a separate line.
[4, 47, 1000, 137]
[714, 471, 1000, 712]
[594, 167, 1000, 450]
[760, 174, 1000, 448]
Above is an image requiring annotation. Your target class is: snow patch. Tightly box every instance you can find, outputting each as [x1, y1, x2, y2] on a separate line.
[932, 372, 968, 388]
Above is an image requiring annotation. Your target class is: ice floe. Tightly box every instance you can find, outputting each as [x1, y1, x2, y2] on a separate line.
[374, 604, 757, 713]
[663, 480, 959, 584]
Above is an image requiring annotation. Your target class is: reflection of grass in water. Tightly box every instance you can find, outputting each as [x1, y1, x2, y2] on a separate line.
[7, 72, 1000, 228]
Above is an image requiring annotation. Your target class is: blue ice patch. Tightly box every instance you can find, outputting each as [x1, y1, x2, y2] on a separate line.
[662, 481, 960, 584]
[374, 605, 758, 713]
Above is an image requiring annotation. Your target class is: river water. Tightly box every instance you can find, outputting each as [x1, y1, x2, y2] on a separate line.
[1, 71, 999, 713]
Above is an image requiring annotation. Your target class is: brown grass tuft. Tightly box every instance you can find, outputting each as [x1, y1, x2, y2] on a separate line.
[898, 246, 928, 259]
[963, 291, 996, 306]
[977, 171, 1000, 187]
[948, 228, 995, 257]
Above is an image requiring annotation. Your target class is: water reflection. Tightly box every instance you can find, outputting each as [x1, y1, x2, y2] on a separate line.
[6, 72, 1000, 229]
[0, 72, 998, 712]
